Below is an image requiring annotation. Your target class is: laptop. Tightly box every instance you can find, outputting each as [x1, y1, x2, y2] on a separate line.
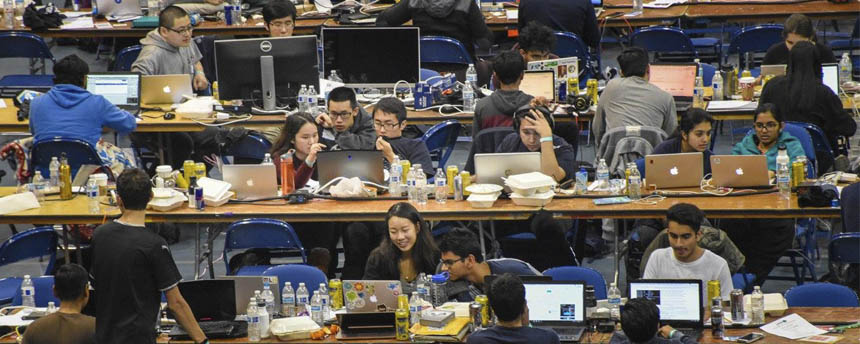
[96, 0, 142, 17]
[168, 280, 247, 340]
[520, 70, 556, 102]
[85, 72, 141, 114]
[822, 63, 839, 96]
[141, 74, 193, 106]
[474, 152, 541, 185]
[524, 280, 587, 342]
[760, 64, 787, 78]
[628, 279, 704, 341]
[342, 280, 402, 313]
[217, 275, 281, 315]
[648, 63, 697, 111]
[221, 164, 279, 200]
[709, 155, 771, 188]
[316, 150, 385, 187]
[644, 153, 704, 189]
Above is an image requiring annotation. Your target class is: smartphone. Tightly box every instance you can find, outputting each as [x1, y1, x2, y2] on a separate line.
[593, 196, 632, 205]
[737, 332, 765, 343]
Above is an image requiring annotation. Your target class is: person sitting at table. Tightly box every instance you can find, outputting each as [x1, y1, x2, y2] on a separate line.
[29, 54, 136, 176]
[21, 263, 95, 344]
[731, 103, 805, 173]
[642, 203, 734, 303]
[652, 108, 715, 175]
[517, 0, 600, 51]
[363, 202, 440, 293]
[315, 87, 377, 150]
[518, 21, 559, 64]
[609, 298, 697, 344]
[439, 228, 541, 302]
[474, 51, 534, 139]
[466, 273, 560, 344]
[263, 0, 297, 38]
[762, 14, 837, 68]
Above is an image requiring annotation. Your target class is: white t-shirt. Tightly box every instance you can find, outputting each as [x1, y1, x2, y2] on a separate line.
[643, 247, 734, 304]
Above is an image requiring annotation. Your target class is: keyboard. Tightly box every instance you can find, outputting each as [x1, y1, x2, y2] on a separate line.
[545, 326, 585, 342]
[677, 328, 703, 341]
[170, 320, 247, 339]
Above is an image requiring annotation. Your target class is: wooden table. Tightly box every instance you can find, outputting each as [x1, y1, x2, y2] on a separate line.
[702, 307, 860, 343]
[684, 0, 860, 23]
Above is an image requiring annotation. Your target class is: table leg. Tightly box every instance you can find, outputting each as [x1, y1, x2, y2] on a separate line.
[194, 222, 200, 280]
[478, 221, 487, 261]
[60, 224, 70, 265]
[207, 225, 215, 279]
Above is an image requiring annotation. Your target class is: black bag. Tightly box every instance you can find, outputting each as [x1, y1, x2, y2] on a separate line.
[23, 3, 65, 31]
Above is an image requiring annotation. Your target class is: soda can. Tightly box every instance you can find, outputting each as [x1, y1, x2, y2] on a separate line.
[587, 79, 599, 105]
[194, 162, 206, 179]
[711, 296, 724, 337]
[707, 280, 720, 305]
[460, 171, 472, 196]
[329, 279, 343, 310]
[557, 80, 567, 103]
[398, 294, 410, 312]
[446, 165, 459, 194]
[475, 294, 490, 327]
[401, 160, 411, 183]
[567, 76, 579, 97]
[453, 174, 464, 201]
[212, 81, 219, 101]
[730, 289, 744, 321]
[223, 5, 233, 25]
[470, 302, 483, 331]
[395, 308, 410, 340]
[183, 160, 195, 185]
[195, 186, 204, 210]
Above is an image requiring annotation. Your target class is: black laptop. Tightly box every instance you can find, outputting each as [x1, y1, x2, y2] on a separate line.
[648, 63, 697, 112]
[168, 280, 247, 340]
[524, 280, 588, 343]
[628, 279, 704, 341]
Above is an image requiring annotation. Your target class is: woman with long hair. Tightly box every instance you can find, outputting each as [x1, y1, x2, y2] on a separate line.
[269, 112, 326, 188]
[652, 108, 715, 175]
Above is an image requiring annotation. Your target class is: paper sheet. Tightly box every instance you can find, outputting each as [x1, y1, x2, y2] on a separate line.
[62, 11, 92, 18]
[0, 307, 44, 327]
[60, 16, 93, 29]
[0, 192, 40, 215]
[95, 22, 114, 29]
[0, 99, 7, 108]
[760, 313, 827, 340]
[505, 9, 517, 20]
[707, 100, 757, 111]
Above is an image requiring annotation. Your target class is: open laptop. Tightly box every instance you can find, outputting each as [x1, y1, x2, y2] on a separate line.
[644, 153, 703, 189]
[760, 64, 787, 78]
[822, 63, 840, 96]
[96, 0, 142, 17]
[474, 152, 541, 185]
[709, 155, 771, 188]
[316, 150, 385, 187]
[628, 279, 704, 341]
[524, 280, 587, 342]
[342, 280, 402, 313]
[217, 275, 281, 315]
[168, 280, 247, 340]
[221, 164, 279, 200]
[520, 70, 556, 102]
[648, 63, 697, 111]
[141, 74, 193, 106]
[85, 72, 140, 114]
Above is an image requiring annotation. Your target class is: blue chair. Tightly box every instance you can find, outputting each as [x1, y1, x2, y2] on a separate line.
[262, 264, 328, 299]
[222, 218, 306, 275]
[840, 185, 860, 232]
[222, 133, 272, 164]
[0, 227, 59, 304]
[543, 266, 607, 299]
[725, 25, 783, 71]
[112, 45, 142, 72]
[630, 26, 698, 61]
[30, 138, 115, 182]
[785, 283, 860, 307]
[635, 158, 646, 179]
[12, 276, 60, 307]
[829, 19, 860, 52]
[552, 32, 598, 86]
[0, 32, 56, 97]
[829, 232, 860, 265]
[421, 120, 462, 169]
[787, 122, 835, 176]
[781, 122, 817, 178]
[420, 36, 473, 66]
[420, 68, 441, 82]
[731, 271, 757, 294]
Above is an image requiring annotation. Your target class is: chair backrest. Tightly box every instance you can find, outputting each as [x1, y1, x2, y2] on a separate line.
[829, 232, 860, 265]
[222, 218, 306, 274]
[630, 26, 697, 58]
[421, 120, 463, 169]
[782, 122, 817, 178]
[728, 25, 784, 67]
[464, 126, 515, 173]
[12, 275, 61, 307]
[420, 36, 473, 66]
[543, 266, 607, 299]
[0, 226, 58, 275]
[224, 133, 272, 164]
[31, 138, 113, 182]
[0, 32, 56, 68]
[113, 45, 142, 72]
[785, 283, 860, 307]
[262, 264, 328, 299]
[788, 121, 834, 175]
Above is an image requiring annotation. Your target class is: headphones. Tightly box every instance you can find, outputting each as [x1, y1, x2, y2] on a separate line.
[513, 105, 555, 132]
[570, 94, 592, 112]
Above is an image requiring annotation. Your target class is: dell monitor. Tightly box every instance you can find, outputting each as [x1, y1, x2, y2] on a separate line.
[321, 27, 420, 88]
[214, 35, 319, 110]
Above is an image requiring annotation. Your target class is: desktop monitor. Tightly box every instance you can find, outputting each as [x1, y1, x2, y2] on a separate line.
[321, 27, 420, 88]
[214, 35, 319, 110]
[822, 63, 839, 96]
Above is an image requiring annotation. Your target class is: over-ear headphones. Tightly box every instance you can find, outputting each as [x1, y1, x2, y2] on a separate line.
[570, 95, 592, 112]
[513, 105, 554, 132]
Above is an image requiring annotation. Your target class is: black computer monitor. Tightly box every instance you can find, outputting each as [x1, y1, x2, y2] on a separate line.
[321, 27, 420, 88]
[214, 35, 319, 110]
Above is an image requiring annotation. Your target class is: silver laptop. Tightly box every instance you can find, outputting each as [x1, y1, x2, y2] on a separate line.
[85, 72, 140, 113]
[628, 279, 704, 340]
[760, 64, 787, 78]
[217, 275, 281, 315]
[524, 280, 587, 342]
[709, 155, 770, 188]
[222, 164, 279, 200]
[141, 74, 193, 106]
[342, 280, 402, 313]
[474, 152, 541, 185]
[96, 0, 142, 17]
[316, 150, 385, 187]
[644, 153, 703, 189]
[520, 70, 556, 102]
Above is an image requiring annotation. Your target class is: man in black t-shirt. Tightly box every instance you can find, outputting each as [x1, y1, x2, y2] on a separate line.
[91, 168, 206, 344]
[466, 273, 560, 344]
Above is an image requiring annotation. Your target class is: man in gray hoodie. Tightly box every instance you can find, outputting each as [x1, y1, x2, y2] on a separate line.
[473, 51, 534, 139]
[316, 87, 377, 150]
[132, 5, 209, 91]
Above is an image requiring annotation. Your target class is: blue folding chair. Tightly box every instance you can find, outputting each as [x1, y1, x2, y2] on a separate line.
[262, 264, 328, 299]
[222, 218, 306, 275]
[630, 26, 698, 62]
[700, 63, 716, 87]
[0, 227, 59, 305]
[12, 276, 61, 307]
[30, 138, 115, 182]
[0, 32, 56, 97]
[421, 120, 462, 169]
[829, 19, 860, 52]
[781, 122, 817, 178]
[829, 232, 860, 265]
[725, 25, 784, 72]
[785, 283, 860, 307]
[420, 68, 441, 82]
[552, 32, 599, 86]
[731, 270, 757, 294]
[222, 133, 272, 164]
[543, 266, 607, 299]
[787, 122, 835, 176]
[840, 185, 860, 232]
[112, 45, 142, 72]
[420, 36, 473, 66]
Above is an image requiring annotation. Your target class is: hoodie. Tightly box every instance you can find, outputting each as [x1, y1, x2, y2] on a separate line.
[731, 130, 806, 171]
[376, 0, 491, 57]
[29, 84, 137, 147]
[131, 29, 202, 76]
[321, 107, 377, 150]
[472, 89, 533, 139]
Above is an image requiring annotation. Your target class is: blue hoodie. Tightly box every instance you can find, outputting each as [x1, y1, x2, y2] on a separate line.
[29, 84, 137, 147]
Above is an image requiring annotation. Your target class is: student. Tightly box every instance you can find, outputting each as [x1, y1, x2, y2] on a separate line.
[642, 203, 733, 303]
[474, 51, 534, 139]
[22, 264, 95, 344]
[439, 228, 540, 302]
[316, 87, 377, 150]
[91, 168, 206, 344]
[609, 298, 697, 344]
[731, 103, 805, 173]
[517, 21, 559, 64]
[762, 14, 837, 67]
[593, 47, 677, 145]
[517, 0, 600, 50]
[497, 107, 577, 182]
[262, 0, 297, 38]
[364, 202, 441, 293]
[652, 108, 715, 175]
[28, 54, 136, 176]
[466, 273, 560, 344]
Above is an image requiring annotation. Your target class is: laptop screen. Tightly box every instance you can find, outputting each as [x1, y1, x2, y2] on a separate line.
[524, 281, 585, 323]
[648, 64, 696, 98]
[86, 73, 139, 107]
[520, 71, 556, 102]
[822, 64, 839, 96]
[174, 280, 236, 321]
[628, 280, 701, 322]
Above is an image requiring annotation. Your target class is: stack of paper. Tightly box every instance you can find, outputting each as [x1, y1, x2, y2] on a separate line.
[60, 16, 94, 29]
[410, 317, 470, 343]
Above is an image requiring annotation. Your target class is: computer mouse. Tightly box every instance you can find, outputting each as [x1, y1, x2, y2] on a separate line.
[163, 112, 175, 120]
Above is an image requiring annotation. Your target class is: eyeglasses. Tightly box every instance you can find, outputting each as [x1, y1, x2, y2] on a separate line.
[163, 25, 193, 35]
[373, 121, 401, 130]
[754, 122, 779, 131]
[440, 257, 465, 266]
[329, 111, 353, 120]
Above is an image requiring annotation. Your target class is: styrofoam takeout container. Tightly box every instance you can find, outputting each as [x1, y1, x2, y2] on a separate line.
[510, 190, 555, 207]
[467, 192, 501, 208]
[466, 184, 504, 194]
[504, 172, 556, 196]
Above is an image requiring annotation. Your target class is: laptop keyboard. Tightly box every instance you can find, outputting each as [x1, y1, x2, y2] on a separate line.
[676, 328, 703, 341]
[550, 327, 585, 342]
[171, 320, 246, 339]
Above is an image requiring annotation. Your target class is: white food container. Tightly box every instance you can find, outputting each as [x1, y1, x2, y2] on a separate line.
[510, 190, 555, 207]
[466, 184, 504, 194]
[467, 192, 500, 208]
[505, 172, 556, 196]
[270, 316, 321, 341]
[204, 191, 234, 207]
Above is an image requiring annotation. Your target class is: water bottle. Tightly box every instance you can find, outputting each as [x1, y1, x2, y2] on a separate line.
[297, 85, 308, 112]
[262, 153, 273, 165]
[87, 177, 100, 214]
[430, 272, 448, 307]
[628, 165, 641, 200]
[21, 275, 35, 307]
[318, 283, 330, 316]
[776, 145, 790, 200]
[390, 156, 402, 196]
[751, 286, 765, 325]
[406, 167, 417, 203]
[712, 71, 724, 101]
[49, 157, 59, 188]
[256, 292, 270, 338]
[296, 282, 310, 315]
[462, 82, 475, 112]
[466, 64, 477, 85]
[575, 167, 588, 195]
[281, 282, 295, 317]
[839, 53, 853, 87]
[310, 291, 323, 325]
[596, 158, 610, 191]
[632, 0, 643, 13]
[414, 164, 428, 205]
[408, 291, 421, 325]
[307, 86, 318, 116]
[31, 171, 46, 202]
[693, 76, 705, 108]
[607, 282, 621, 321]
[416, 273, 429, 302]
[262, 281, 275, 319]
[247, 298, 261, 342]
[435, 168, 447, 203]
[4, 0, 15, 29]
[47, 301, 57, 313]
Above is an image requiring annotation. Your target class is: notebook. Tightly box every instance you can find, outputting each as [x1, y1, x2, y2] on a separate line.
[709, 155, 771, 188]
[648, 63, 697, 111]
[141, 74, 193, 106]
[217, 275, 281, 315]
[342, 280, 403, 313]
[316, 150, 385, 187]
[474, 152, 541, 185]
[644, 153, 704, 189]
[520, 70, 556, 102]
[85, 72, 140, 113]
[524, 280, 587, 342]
[168, 280, 247, 339]
[628, 279, 704, 340]
[221, 164, 279, 200]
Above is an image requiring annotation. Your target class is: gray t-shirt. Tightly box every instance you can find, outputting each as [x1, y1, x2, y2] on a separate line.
[593, 76, 677, 144]
[642, 247, 733, 304]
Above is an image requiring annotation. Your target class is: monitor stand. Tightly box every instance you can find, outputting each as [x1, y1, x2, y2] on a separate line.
[260, 55, 276, 111]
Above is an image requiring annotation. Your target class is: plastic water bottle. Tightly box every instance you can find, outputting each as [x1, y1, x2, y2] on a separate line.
[406, 167, 417, 203]
[596, 158, 610, 191]
[575, 167, 588, 195]
[414, 164, 428, 205]
[632, 0, 643, 13]
[307, 86, 318, 115]
[840, 53, 853, 87]
[415, 273, 428, 302]
[776, 145, 791, 200]
[390, 156, 402, 196]
[281, 282, 295, 317]
[31, 171, 46, 202]
[295, 282, 310, 315]
[712, 71, 724, 101]
[466, 64, 477, 85]
[462, 82, 475, 112]
[49, 157, 59, 188]
[47, 301, 57, 313]
[430, 272, 448, 307]
[408, 291, 421, 325]
[318, 283, 330, 316]
[262, 281, 275, 318]
[297, 85, 308, 112]
[751, 286, 765, 325]
[435, 168, 447, 203]
[693, 76, 705, 108]
[608, 282, 621, 321]
[262, 153, 273, 165]
[310, 291, 323, 325]
[256, 292, 270, 338]
[247, 298, 260, 342]
[87, 177, 100, 214]
[4, 0, 15, 29]
[628, 165, 641, 200]
[21, 275, 35, 307]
